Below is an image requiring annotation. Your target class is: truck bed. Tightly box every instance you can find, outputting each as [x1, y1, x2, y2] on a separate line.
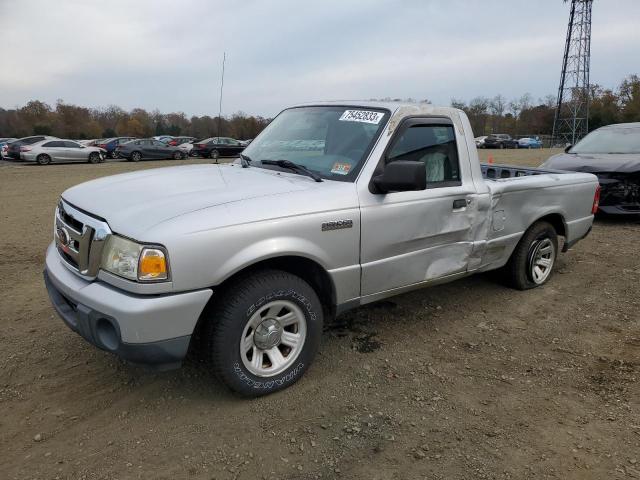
[480, 162, 563, 180]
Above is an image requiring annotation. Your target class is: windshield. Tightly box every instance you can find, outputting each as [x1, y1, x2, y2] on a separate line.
[242, 106, 389, 181]
[571, 127, 640, 154]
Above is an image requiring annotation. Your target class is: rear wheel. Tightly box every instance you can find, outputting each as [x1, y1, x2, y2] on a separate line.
[36, 154, 51, 165]
[201, 269, 323, 397]
[504, 221, 558, 290]
[131, 151, 142, 162]
[88, 152, 100, 164]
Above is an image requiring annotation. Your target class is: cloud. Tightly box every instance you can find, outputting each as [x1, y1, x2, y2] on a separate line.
[1, 0, 639, 116]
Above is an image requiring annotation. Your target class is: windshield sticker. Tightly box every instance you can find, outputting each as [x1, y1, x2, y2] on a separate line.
[331, 162, 352, 175]
[339, 110, 385, 124]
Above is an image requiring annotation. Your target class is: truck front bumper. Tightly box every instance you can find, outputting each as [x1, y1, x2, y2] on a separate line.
[44, 243, 212, 370]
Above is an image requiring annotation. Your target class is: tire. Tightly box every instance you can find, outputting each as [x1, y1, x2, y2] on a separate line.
[172, 151, 182, 160]
[202, 269, 323, 397]
[88, 152, 100, 164]
[36, 154, 51, 165]
[131, 151, 142, 162]
[499, 143, 505, 149]
[504, 221, 558, 290]
[209, 149, 219, 161]
[110, 151, 119, 159]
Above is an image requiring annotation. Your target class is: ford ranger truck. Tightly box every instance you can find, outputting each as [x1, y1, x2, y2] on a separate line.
[44, 102, 600, 396]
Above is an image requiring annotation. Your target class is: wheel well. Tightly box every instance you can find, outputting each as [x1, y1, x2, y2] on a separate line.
[536, 213, 566, 238]
[217, 256, 337, 319]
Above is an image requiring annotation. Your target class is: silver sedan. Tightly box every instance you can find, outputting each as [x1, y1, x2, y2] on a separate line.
[21, 139, 107, 165]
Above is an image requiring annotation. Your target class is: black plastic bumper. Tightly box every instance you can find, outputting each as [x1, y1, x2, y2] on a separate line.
[44, 270, 190, 371]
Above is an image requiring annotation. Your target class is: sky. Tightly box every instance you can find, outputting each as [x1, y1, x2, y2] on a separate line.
[1, 0, 639, 118]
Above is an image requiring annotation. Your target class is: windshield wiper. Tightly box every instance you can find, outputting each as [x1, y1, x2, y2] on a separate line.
[239, 153, 252, 168]
[261, 159, 323, 182]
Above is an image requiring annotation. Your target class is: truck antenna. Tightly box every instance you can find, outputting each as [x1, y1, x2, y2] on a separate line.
[216, 52, 226, 144]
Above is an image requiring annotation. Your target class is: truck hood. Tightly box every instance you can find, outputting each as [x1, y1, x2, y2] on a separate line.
[541, 152, 640, 173]
[62, 164, 315, 238]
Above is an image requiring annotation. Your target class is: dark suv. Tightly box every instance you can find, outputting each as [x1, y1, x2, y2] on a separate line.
[484, 134, 519, 149]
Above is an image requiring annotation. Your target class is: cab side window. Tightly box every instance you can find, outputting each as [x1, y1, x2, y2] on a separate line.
[386, 124, 461, 186]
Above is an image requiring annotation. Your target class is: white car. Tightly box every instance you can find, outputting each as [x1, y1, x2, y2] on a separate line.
[21, 139, 106, 165]
[475, 136, 488, 148]
[177, 140, 195, 156]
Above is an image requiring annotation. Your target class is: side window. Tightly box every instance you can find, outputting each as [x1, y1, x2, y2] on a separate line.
[64, 141, 80, 148]
[43, 141, 62, 147]
[386, 124, 460, 185]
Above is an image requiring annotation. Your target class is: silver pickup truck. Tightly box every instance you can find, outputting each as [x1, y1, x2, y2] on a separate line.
[44, 102, 599, 396]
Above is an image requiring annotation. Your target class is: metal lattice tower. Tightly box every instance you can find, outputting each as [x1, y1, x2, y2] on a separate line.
[552, 0, 593, 146]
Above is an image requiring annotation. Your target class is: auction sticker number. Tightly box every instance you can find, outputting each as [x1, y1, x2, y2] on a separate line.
[339, 110, 385, 124]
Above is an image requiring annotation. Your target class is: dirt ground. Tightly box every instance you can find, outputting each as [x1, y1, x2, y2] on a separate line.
[1, 149, 639, 480]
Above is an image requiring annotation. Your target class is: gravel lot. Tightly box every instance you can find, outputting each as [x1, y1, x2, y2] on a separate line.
[1, 149, 639, 479]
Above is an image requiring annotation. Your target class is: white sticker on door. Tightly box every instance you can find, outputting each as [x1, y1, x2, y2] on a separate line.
[339, 110, 385, 124]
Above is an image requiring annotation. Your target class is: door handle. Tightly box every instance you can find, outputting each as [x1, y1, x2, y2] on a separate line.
[452, 199, 467, 209]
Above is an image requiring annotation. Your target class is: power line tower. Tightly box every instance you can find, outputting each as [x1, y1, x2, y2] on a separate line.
[552, 0, 593, 146]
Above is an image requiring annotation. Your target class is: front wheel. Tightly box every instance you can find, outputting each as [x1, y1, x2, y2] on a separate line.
[202, 269, 323, 397]
[172, 151, 182, 160]
[88, 152, 101, 164]
[209, 149, 219, 161]
[504, 221, 558, 290]
[131, 151, 142, 162]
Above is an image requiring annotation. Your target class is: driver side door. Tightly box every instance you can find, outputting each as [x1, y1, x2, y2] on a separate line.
[358, 117, 477, 297]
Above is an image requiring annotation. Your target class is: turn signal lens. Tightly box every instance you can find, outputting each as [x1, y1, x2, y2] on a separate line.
[138, 248, 168, 281]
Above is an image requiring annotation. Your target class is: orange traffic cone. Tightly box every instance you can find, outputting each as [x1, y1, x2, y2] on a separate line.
[488, 154, 494, 164]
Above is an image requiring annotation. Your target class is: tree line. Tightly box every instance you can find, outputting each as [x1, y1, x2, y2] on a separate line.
[1, 74, 638, 141]
[448, 74, 640, 138]
[0, 102, 270, 140]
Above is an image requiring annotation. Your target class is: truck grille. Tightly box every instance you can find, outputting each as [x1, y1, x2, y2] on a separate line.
[55, 200, 111, 278]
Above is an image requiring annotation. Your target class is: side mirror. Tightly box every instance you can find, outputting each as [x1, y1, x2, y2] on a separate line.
[564, 144, 572, 153]
[373, 160, 426, 194]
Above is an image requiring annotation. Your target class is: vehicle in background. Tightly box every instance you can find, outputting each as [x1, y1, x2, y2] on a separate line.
[96, 137, 136, 159]
[191, 137, 246, 159]
[116, 138, 186, 161]
[518, 136, 543, 149]
[44, 102, 598, 397]
[541, 122, 640, 215]
[239, 139, 253, 146]
[153, 135, 174, 143]
[177, 139, 200, 157]
[6, 136, 59, 160]
[21, 139, 106, 165]
[484, 134, 519, 149]
[165, 136, 195, 146]
[0, 138, 17, 159]
[475, 136, 487, 148]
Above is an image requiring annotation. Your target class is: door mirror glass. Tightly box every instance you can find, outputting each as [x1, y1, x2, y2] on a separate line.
[373, 161, 426, 193]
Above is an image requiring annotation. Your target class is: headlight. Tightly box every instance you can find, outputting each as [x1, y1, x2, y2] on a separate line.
[101, 235, 169, 282]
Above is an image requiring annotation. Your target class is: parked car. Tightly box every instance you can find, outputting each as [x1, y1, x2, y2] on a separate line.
[96, 137, 136, 158]
[484, 134, 519, 149]
[475, 136, 487, 148]
[44, 101, 598, 397]
[165, 136, 195, 146]
[116, 138, 186, 161]
[177, 139, 199, 157]
[518, 136, 543, 149]
[191, 137, 246, 159]
[0, 138, 17, 159]
[6, 136, 59, 160]
[21, 139, 106, 165]
[239, 139, 253, 146]
[153, 135, 174, 143]
[541, 122, 640, 215]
